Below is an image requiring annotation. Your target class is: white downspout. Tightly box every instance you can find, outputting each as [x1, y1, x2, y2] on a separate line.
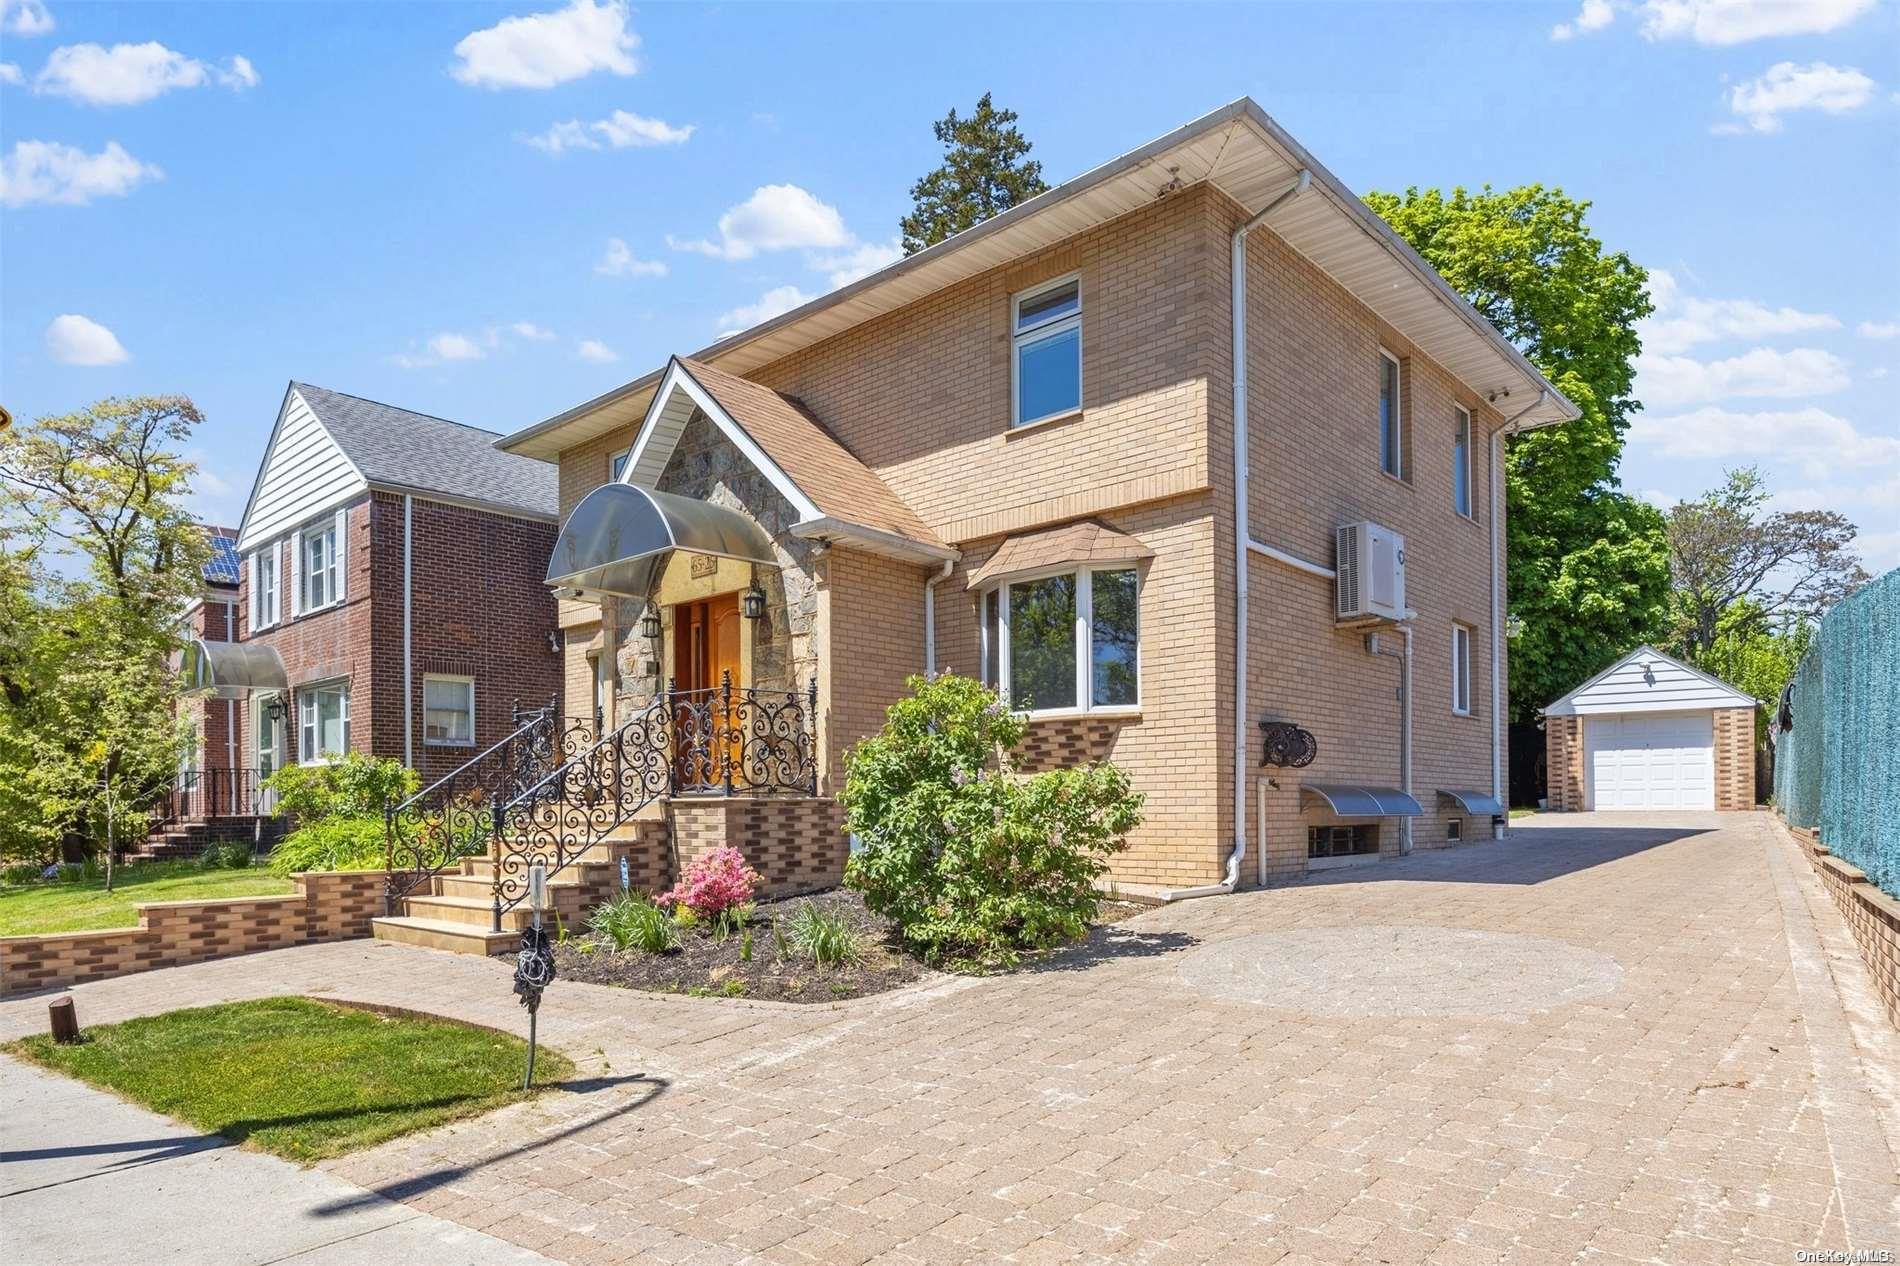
[1488, 389, 1545, 838]
[1401, 624, 1413, 853]
[922, 557, 955, 675]
[1164, 168, 1310, 904]
[402, 494, 414, 768]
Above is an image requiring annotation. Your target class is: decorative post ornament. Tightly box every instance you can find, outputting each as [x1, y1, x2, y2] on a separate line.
[514, 862, 555, 1089]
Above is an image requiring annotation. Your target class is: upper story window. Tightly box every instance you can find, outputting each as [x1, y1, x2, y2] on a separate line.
[1012, 275, 1081, 428]
[1453, 405, 1473, 518]
[611, 452, 629, 482]
[295, 515, 344, 615]
[250, 547, 280, 631]
[980, 565, 1140, 715]
[1451, 623, 1473, 716]
[1379, 350, 1403, 479]
[423, 675, 475, 746]
[299, 680, 350, 763]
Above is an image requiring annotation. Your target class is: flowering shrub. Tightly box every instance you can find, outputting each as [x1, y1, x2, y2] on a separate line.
[661, 847, 762, 924]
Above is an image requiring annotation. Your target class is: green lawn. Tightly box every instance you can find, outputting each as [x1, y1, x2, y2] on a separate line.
[8, 997, 573, 1162]
[0, 861, 296, 937]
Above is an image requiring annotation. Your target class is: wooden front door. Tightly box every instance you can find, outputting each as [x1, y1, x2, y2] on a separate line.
[672, 593, 742, 787]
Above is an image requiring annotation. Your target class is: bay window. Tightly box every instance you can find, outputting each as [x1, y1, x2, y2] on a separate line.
[981, 565, 1140, 714]
[298, 681, 350, 762]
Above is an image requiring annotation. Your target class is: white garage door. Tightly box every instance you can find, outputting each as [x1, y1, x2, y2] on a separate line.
[1585, 710, 1715, 811]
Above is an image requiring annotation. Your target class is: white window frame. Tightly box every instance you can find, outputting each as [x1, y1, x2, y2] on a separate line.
[978, 563, 1141, 718]
[1452, 404, 1473, 519]
[297, 518, 342, 614]
[297, 679, 351, 764]
[610, 451, 629, 482]
[1010, 272, 1083, 429]
[1451, 623, 1473, 716]
[1378, 348, 1404, 480]
[250, 547, 280, 631]
[422, 674, 476, 748]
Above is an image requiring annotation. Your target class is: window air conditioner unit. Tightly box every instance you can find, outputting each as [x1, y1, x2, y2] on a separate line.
[1335, 522, 1406, 622]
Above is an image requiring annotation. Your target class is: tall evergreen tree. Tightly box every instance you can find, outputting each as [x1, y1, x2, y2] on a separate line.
[900, 94, 1049, 254]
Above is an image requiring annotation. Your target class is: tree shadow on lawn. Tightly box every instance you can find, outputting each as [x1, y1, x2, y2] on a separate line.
[311, 1072, 667, 1217]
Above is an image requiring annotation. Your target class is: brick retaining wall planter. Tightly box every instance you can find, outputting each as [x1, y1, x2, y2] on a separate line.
[667, 796, 848, 899]
[1788, 823, 1900, 1029]
[0, 870, 384, 998]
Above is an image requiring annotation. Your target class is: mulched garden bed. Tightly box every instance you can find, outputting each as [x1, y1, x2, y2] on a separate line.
[522, 889, 1157, 1004]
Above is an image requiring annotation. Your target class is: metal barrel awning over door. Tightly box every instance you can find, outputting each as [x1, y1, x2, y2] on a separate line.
[546, 484, 778, 601]
[1299, 783, 1424, 817]
[1437, 788, 1505, 816]
[178, 639, 288, 699]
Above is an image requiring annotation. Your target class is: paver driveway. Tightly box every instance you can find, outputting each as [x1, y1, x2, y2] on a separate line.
[4, 812, 1896, 1265]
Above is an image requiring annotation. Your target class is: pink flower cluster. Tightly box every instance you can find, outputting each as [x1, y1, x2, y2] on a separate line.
[661, 846, 762, 917]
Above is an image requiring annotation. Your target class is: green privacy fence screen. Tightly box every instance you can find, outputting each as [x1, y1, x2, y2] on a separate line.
[1775, 567, 1899, 896]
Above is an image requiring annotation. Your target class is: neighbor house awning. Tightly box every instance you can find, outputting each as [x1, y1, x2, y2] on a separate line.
[966, 519, 1155, 590]
[1301, 783, 1424, 817]
[179, 639, 288, 700]
[546, 483, 778, 601]
[1438, 788, 1505, 816]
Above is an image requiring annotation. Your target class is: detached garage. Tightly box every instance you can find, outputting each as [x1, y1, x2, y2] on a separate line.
[1543, 646, 1760, 812]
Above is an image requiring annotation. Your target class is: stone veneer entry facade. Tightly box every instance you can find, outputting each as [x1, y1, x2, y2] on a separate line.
[500, 98, 1581, 895]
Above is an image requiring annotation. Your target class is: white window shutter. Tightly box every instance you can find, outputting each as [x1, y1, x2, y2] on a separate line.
[247, 554, 258, 629]
[333, 508, 347, 604]
[289, 532, 303, 618]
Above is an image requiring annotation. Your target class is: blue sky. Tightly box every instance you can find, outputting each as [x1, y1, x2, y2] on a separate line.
[3, 0, 1896, 567]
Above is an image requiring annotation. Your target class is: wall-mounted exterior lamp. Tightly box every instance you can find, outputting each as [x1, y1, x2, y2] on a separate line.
[740, 565, 767, 621]
[639, 605, 662, 642]
[265, 694, 288, 724]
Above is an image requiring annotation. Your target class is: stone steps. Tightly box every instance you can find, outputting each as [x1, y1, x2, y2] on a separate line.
[371, 916, 520, 955]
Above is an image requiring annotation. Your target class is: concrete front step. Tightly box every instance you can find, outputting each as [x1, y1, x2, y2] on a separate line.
[371, 916, 519, 955]
[400, 893, 543, 931]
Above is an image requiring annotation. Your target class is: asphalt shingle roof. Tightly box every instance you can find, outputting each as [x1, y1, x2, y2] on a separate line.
[292, 382, 557, 518]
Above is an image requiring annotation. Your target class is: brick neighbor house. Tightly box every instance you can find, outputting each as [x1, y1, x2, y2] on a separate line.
[452, 95, 1582, 910]
[196, 383, 563, 794]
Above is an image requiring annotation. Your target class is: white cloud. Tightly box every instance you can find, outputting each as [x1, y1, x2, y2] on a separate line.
[524, 108, 692, 155]
[1724, 61, 1876, 133]
[1639, 269, 1840, 354]
[511, 321, 555, 341]
[1637, 488, 1678, 510]
[392, 330, 490, 369]
[1629, 405, 1900, 480]
[716, 285, 816, 337]
[812, 239, 904, 288]
[451, 0, 637, 89]
[595, 237, 666, 278]
[0, 62, 22, 85]
[577, 338, 619, 364]
[0, 139, 161, 207]
[670, 184, 851, 261]
[46, 314, 128, 366]
[1, 0, 53, 37]
[33, 42, 259, 106]
[1857, 320, 1900, 340]
[1635, 346, 1849, 407]
[1550, 0, 1876, 44]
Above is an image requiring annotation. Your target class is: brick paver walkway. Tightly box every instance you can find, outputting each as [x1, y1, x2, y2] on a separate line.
[4, 813, 1896, 1264]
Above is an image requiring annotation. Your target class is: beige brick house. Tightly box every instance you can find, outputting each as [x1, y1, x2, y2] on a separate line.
[497, 98, 1580, 895]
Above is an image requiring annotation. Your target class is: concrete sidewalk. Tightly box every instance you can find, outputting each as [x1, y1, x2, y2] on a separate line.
[0, 1055, 553, 1266]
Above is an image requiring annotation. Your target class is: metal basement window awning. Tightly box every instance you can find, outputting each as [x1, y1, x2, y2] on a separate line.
[546, 483, 778, 601]
[1301, 783, 1424, 818]
[1438, 788, 1506, 816]
[179, 639, 288, 699]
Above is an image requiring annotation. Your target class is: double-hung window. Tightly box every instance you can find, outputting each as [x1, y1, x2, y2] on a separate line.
[1379, 350, 1403, 478]
[1012, 275, 1082, 427]
[423, 675, 475, 746]
[980, 566, 1139, 715]
[1451, 624, 1472, 716]
[1452, 405, 1473, 518]
[300, 521, 340, 611]
[298, 681, 350, 762]
[250, 548, 280, 631]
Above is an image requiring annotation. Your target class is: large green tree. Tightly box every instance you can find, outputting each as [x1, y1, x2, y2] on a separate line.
[900, 94, 1049, 255]
[1364, 185, 1671, 718]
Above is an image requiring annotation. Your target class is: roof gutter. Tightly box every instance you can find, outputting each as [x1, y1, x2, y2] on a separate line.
[789, 517, 960, 564]
[1162, 168, 1311, 904]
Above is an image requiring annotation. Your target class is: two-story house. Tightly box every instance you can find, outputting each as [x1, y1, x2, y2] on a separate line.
[484, 98, 1576, 901]
[214, 383, 564, 785]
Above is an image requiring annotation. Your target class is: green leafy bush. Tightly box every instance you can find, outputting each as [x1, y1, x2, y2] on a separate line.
[784, 901, 862, 967]
[269, 818, 386, 875]
[264, 753, 418, 825]
[197, 840, 255, 870]
[2, 863, 42, 886]
[589, 890, 677, 953]
[842, 673, 1143, 967]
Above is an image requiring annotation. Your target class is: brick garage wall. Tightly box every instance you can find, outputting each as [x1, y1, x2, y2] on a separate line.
[1791, 827, 1900, 1029]
[668, 797, 848, 898]
[0, 870, 384, 997]
[1546, 716, 1585, 811]
[1714, 706, 1757, 811]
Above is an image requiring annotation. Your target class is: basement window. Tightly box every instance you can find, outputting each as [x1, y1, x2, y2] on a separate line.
[1308, 824, 1379, 859]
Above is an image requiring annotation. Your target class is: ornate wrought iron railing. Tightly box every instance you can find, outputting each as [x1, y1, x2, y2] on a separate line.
[667, 672, 820, 797]
[383, 698, 590, 913]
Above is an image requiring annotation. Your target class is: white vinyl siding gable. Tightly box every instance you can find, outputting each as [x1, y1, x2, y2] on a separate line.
[1544, 646, 1757, 717]
[237, 388, 367, 551]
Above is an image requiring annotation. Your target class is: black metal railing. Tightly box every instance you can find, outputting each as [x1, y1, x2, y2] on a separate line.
[383, 698, 591, 913]
[155, 768, 267, 827]
[668, 672, 820, 797]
